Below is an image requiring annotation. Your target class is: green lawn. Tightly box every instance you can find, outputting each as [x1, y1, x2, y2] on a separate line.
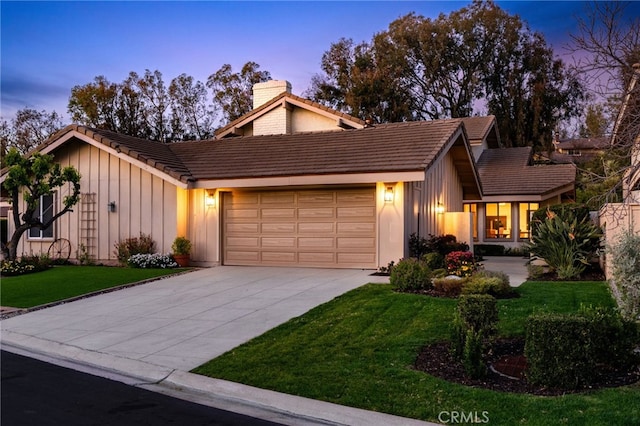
[193, 281, 638, 425]
[1, 266, 188, 308]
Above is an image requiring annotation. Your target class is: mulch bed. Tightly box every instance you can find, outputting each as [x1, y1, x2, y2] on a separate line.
[414, 338, 640, 395]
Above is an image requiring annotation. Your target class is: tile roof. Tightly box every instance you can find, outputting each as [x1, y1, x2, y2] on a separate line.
[214, 92, 366, 137]
[39, 125, 194, 183]
[172, 120, 466, 180]
[476, 147, 576, 196]
[555, 137, 609, 150]
[460, 116, 498, 146]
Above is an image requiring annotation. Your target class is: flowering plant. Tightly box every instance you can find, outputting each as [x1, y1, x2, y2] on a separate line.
[127, 253, 178, 269]
[445, 251, 478, 277]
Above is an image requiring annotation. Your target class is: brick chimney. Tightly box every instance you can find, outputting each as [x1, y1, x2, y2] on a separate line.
[253, 80, 291, 109]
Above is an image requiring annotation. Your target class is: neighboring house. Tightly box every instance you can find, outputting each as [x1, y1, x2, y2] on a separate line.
[3, 80, 481, 268]
[599, 64, 640, 277]
[3, 79, 578, 266]
[550, 137, 609, 164]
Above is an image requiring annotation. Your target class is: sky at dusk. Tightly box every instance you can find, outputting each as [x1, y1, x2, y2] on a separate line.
[2, 1, 638, 122]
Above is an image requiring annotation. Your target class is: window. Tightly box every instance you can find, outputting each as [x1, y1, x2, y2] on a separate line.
[518, 202, 539, 240]
[485, 203, 511, 239]
[28, 194, 54, 239]
[464, 203, 478, 241]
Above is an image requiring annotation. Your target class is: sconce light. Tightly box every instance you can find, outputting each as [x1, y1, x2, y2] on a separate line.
[436, 202, 446, 214]
[205, 191, 216, 207]
[384, 186, 394, 203]
[107, 201, 116, 213]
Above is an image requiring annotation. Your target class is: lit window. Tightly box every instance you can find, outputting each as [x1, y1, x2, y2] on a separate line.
[28, 194, 55, 239]
[485, 203, 511, 239]
[518, 202, 539, 240]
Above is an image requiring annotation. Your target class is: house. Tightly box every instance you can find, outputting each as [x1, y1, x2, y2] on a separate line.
[599, 64, 640, 277]
[3, 81, 481, 268]
[3, 80, 577, 267]
[550, 137, 609, 164]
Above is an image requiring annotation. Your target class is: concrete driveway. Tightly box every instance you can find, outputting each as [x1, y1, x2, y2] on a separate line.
[2, 267, 385, 371]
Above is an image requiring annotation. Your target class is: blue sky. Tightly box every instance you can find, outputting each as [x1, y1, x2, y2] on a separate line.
[1, 1, 636, 121]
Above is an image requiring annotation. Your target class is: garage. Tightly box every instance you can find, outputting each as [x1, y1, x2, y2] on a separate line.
[223, 187, 377, 268]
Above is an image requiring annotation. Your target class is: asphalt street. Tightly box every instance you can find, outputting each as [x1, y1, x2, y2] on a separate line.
[1, 350, 283, 426]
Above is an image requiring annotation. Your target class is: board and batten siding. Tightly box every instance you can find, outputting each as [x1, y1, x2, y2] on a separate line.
[405, 150, 465, 254]
[10, 140, 179, 262]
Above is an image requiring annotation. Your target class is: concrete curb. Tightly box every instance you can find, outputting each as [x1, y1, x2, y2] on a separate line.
[1, 331, 437, 426]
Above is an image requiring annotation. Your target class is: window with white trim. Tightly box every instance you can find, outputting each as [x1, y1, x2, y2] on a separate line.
[28, 194, 55, 239]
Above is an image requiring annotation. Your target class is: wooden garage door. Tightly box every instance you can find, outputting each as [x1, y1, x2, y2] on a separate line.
[223, 188, 377, 268]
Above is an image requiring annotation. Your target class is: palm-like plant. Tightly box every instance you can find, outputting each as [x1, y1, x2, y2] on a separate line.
[527, 209, 602, 279]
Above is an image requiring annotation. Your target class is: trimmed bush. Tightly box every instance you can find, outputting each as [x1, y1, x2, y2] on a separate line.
[462, 270, 513, 298]
[433, 276, 467, 297]
[525, 309, 639, 389]
[451, 294, 498, 379]
[389, 258, 432, 291]
[422, 252, 445, 270]
[114, 233, 156, 265]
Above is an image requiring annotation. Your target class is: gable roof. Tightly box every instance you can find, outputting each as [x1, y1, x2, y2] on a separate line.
[461, 116, 500, 148]
[13, 120, 480, 198]
[174, 118, 468, 175]
[36, 125, 194, 185]
[214, 91, 366, 138]
[476, 147, 575, 198]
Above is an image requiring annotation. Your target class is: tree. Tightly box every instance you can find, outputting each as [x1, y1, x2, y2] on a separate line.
[568, 1, 640, 208]
[305, 38, 413, 123]
[308, 1, 583, 150]
[68, 76, 119, 131]
[169, 74, 216, 140]
[207, 62, 271, 124]
[0, 109, 64, 156]
[2, 148, 81, 260]
[134, 70, 171, 143]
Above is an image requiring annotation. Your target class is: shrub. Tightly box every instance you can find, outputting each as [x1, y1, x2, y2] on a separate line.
[433, 276, 467, 297]
[608, 229, 640, 321]
[445, 251, 478, 277]
[525, 309, 639, 389]
[473, 244, 505, 257]
[1, 254, 52, 276]
[527, 263, 545, 280]
[462, 270, 513, 298]
[409, 233, 469, 258]
[451, 294, 498, 379]
[171, 236, 192, 255]
[531, 203, 591, 235]
[422, 252, 445, 269]
[389, 258, 432, 291]
[114, 233, 156, 265]
[127, 253, 178, 269]
[525, 314, 593, 389]
[526, 208, 602, 279]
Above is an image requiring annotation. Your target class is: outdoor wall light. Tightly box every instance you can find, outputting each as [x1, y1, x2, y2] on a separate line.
[108, 201, 116, 213]
[384, 186, 394, 203]
[436, 202, 446, 214]
[205, 191, 216, 207]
